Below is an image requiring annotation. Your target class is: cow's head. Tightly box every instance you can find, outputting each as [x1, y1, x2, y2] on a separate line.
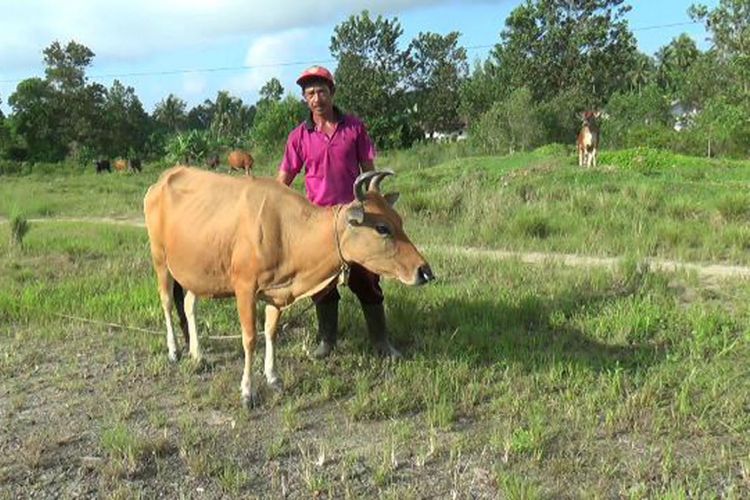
[338, 171, 434, 286]
[581, 111, 601, 127]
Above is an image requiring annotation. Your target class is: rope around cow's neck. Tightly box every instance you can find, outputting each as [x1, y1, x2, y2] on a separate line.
[332, 205, 350, 285]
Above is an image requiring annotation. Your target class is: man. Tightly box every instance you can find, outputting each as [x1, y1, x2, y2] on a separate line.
[276, 65, 401, 360]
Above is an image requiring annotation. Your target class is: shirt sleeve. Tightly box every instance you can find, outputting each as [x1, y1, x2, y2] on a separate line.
[355, 119, 376, 166]
[278, 128, 304, 179]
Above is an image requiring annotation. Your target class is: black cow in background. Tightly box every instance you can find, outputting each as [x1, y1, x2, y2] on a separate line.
[129, 158, 142, 173]
[206, 154, 220, 170]
[95, 159, 111, 173]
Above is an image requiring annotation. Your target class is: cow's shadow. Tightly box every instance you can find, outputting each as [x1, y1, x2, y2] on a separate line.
[369, 278, 665, 374]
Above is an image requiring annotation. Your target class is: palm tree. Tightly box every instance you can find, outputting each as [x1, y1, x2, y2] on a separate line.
[153, 94, 187, 132]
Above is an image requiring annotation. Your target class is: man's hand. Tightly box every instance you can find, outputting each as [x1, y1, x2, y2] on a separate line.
[276, 170, 293, 186]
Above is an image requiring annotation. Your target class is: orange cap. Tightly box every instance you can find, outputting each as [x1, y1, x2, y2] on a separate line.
[296, 65, 335, 89]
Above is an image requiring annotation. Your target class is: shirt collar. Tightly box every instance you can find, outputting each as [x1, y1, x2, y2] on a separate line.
[304, 106, 343, 131]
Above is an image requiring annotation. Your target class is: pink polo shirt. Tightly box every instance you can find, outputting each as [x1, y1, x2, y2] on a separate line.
[279, 111, 376, 206]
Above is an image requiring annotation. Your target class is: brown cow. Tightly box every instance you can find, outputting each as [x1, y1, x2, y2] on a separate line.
[577, 111, 601, 168]
[114, 159, 128, 172]
[227, 149, 254, 175]
[143, 167, 434, 409]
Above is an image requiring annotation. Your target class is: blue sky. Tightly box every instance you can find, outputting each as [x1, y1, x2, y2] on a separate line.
[0, 0, 717, 115]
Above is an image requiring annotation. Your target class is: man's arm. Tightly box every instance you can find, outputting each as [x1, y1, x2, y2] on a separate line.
[276, 169, 294, 185]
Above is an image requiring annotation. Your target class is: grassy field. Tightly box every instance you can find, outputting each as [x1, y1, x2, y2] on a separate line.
[1, 148, 748, 498]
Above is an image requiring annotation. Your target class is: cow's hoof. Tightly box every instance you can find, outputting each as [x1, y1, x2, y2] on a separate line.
[241, 390, 261, 410]
[268, 377, 284, 393]
[168, 351, 179, 363]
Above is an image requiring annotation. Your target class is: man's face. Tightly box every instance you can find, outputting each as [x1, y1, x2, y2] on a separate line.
[303, 83, 333, 114]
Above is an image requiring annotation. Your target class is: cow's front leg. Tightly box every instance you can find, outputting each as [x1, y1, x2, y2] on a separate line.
[236, 287, 260, 409]
[263, 305, 283, 392]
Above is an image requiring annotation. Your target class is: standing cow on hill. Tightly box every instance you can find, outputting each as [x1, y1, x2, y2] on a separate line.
[577, 111, 601, 168]
[227, 150, 254, 176]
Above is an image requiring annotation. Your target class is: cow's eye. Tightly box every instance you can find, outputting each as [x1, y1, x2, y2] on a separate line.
[374, 223, 392, 236]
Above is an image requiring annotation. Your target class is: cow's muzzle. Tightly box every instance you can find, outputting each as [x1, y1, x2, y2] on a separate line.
[414, 264, 435, 285]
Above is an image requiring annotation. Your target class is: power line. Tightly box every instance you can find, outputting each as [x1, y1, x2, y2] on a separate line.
[0, 20, 704, 85]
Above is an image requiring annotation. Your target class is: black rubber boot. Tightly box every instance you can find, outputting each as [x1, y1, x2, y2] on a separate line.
[362, 303, 402, 359]
[312, 300, 338, 359]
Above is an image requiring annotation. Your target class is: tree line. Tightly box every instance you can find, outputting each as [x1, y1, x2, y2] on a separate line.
[0, 0, 748, 164]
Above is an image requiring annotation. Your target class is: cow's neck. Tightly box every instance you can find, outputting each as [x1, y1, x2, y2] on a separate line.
[288, 204, 349, 298]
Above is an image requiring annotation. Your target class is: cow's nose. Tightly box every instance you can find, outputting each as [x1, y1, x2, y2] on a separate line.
[415, 264, 435, 285]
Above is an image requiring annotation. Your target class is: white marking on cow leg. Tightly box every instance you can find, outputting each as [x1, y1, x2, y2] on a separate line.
[236, 288, 259, 408]
[263, 305, 282, 392]
[183, 290, 201, 362]
[591, 148, 597, 168]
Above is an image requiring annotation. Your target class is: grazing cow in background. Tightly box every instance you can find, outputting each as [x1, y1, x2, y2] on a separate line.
[227, 149, 254, 175]
[114, 159, 128, 172]
[143, 167, 434, 409]
[94, 159, 111, 173]
[129, 158, 142, 173]
[206, 154, 220, 170]
[577, 111, 601, 168]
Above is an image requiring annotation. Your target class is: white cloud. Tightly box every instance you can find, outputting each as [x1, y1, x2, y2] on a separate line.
[224, 28, 326, 101]
[0, 0, 494, 69]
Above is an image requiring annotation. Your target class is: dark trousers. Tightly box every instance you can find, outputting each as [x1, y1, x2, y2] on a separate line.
[313, 263, 383, 305]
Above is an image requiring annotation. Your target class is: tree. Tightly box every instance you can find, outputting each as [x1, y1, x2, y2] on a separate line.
[209, 90, 252, 143]
[104, 80, 150, 157]
[459, 59, 508, 128]
[627, 52, 656, 95]
[689, 96, 749, 157]
[8, 78, 65, 161]
[250, 95, 306, 155]
[690, 0, 750, 97]
[330, 10, 416, 149]
[492, 0, 637, 104]
[153, 94, 188, 133]
[258, 78, 284, 105]
[470, 87, 543, 155]
[681, 49, 735, 106]
[43, 40, 95, 92]
[407, 31, 468, 136]
[603, 84, 673, 149]
[655, 34, 700, 95]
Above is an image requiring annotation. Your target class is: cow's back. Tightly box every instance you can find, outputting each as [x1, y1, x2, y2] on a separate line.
[144, 166, 310, 296]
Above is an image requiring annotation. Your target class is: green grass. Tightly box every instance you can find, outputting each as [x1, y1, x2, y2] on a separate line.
[0, 148, 748, 497]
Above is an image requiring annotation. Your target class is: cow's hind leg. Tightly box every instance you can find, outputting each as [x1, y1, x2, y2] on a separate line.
[263, 305, 283, 392]
[182, 289, 202, 362]
[236, 286, 260, 408]
[154, 268, 180, 362]
[172, 281, 190, 350]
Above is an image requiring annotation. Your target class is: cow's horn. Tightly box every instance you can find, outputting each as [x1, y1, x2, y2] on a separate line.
[354, 171, 381, 201]
[368, 170, 394, 193]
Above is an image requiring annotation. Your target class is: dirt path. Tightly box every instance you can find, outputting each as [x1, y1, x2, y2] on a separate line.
[4, 216, 750, 280]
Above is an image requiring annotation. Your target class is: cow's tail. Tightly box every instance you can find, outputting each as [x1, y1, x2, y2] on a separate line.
[172, 279, 190, 345]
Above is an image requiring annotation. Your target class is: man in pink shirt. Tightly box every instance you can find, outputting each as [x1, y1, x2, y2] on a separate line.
[277, 65, 401, 359]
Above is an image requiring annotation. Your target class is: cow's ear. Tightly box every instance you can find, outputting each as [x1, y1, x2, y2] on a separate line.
[346, 204, 365, 225]
[383, 192, 400, 207]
